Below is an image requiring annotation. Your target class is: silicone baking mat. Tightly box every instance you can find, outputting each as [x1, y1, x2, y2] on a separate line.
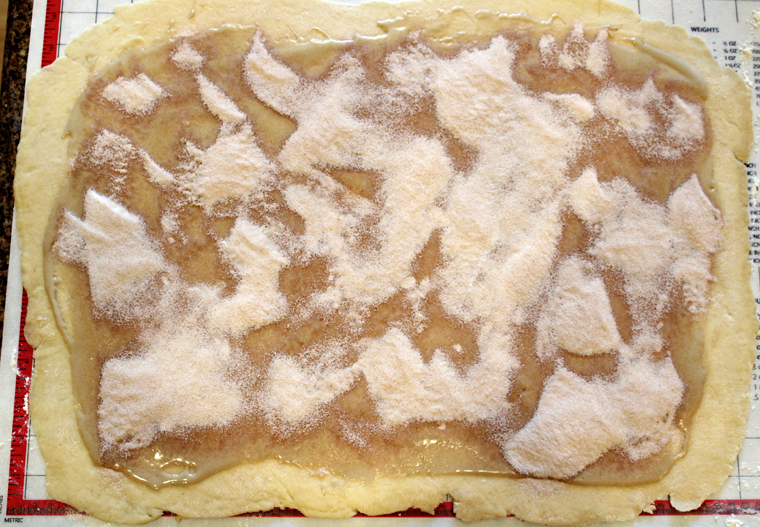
[2, 0, 760, 524]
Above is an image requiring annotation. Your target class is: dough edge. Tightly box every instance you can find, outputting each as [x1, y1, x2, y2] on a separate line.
[13, 0, 755, 523]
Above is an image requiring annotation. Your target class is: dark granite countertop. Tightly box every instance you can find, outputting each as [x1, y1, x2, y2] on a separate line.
[0, 0, 32, 344]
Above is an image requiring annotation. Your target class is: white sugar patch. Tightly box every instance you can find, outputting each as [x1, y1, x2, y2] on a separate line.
[102, 73, 165, 115]
[668, 175, 722, 312]
[558, 24, 590, 71]
[503, 357, 684, 479]
[197, 74, 247, 123]
[54, 210, 87, 264]
[357, 327, 517, 427]
[538, 34, 560, 67]
[433, 36, 578, 328]
[207, 218, 289, 335]
[55, 190, 168, 317]
[667, 95, 706, 147]
[536, 257, 621, 358]
[269, 48, 453, 309]
[597, 80, 705, 160]
[99, 317, 244, 450]
[190, 124, 273, 210]
[585, 28, 610, 76]
[567, 167, 614, 223]
[140, 150, 176, 185]
[598, 79, 658, 134]
[160, 212, 179, 234]
[591, 179, 674, 280]
[244, 31, 303, 117]
[263, 353, 358, 425]
[538, 25, 609, 77]
[172, 41, 204, 71]
[384, 44, 436, 98]
[544, 93, 595, 122]
[87, 130, 136, 173]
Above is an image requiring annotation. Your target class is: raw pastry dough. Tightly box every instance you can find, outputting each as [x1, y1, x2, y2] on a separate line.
[14, 0, 755, 523]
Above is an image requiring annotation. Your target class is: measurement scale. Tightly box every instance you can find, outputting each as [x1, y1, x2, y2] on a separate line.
[5, 293, 77, 517]
[41, 0, 60, 67]
[2, 0, 760, 523]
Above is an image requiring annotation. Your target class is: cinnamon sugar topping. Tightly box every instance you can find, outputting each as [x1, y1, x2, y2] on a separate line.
[49, 22, 717, 487]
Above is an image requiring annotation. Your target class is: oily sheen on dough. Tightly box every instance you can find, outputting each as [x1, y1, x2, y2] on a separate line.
[14, 0, 755, 523]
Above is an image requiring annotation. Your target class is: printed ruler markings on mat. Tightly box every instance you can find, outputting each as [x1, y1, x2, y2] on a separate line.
[5, 292, 80, 516]
[41, 0, 61, 66]
[10, 0, 757, 518]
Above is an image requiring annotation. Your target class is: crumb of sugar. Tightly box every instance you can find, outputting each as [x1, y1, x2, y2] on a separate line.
[726, 516, 745, 527]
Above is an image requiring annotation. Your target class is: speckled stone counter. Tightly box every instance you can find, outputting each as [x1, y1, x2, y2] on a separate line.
[0, 0, 32, 342]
